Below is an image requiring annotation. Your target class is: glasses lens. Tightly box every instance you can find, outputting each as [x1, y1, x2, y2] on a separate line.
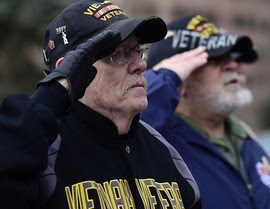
[106, 44, 148, 66]
[140, 45, 149, 61]
[110, 46, 126, 64]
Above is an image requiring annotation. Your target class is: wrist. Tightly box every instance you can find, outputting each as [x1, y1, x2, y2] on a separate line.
[57, 78, 70, 91]
[31, 81, 71, 117]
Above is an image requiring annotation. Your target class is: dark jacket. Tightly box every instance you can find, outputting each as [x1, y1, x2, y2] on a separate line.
[141, 68, 270, 209]
[0, 81, 201, 209]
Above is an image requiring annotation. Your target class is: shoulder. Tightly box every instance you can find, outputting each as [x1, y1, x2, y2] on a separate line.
[145, 68, 182, 86]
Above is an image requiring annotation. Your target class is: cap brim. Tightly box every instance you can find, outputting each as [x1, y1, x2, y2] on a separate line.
[207, 35, 258, 63]
[106, 17, 167, 44]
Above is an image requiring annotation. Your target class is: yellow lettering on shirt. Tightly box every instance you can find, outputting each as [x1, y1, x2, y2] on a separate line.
[65, 178, 185, 209]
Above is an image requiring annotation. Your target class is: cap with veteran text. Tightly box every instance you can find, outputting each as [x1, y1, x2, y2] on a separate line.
[147, 15, 258, 68]
[42, 0, 167, 71]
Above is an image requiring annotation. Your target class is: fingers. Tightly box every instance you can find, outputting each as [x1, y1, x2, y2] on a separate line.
[152, 47, 208, 81]
[73, 30, 121, 62]
[185, 47, 208, 69]
[174, 47, 208, 62]
[87, 30, 122, 60]
[92, 30, 122, 51]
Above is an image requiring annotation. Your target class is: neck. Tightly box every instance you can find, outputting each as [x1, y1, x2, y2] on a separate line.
[95, 108, 136, 135]
[84, 102, 136, 135]
[107, 111, 136, 135]
[176, 100, 226, 138]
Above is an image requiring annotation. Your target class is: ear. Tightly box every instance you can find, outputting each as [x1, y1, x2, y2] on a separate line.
[55, 57, 64, 68]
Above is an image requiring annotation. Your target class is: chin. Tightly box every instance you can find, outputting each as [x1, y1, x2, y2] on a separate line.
[132, 98, 148, 112]
[213, 88, 253, 116]
[137, 101, 148, 112]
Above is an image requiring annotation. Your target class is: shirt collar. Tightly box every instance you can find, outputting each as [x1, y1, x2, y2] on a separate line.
[177, 112, 248, 141]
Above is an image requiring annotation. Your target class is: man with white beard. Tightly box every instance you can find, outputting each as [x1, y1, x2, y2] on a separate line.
[141, 15, 270, 209]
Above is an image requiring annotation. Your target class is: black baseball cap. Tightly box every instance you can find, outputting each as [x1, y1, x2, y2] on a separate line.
[42, 0, 167, 71]
[147, 14, 258, 68]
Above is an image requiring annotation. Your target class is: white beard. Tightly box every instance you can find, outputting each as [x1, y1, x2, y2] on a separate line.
[206, 86, 253, 116]
[188, 72, 253, 116]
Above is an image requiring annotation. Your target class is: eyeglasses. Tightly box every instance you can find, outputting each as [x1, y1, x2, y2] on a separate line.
[103, 44, 148, 66]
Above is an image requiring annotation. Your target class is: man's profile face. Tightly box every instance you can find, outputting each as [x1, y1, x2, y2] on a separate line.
[81, 35, 148, 116]
[186, 55, 253, 116]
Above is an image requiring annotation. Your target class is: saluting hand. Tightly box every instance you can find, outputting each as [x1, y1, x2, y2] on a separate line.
[153, 47, 208, 81]
[38, 30, 121, 102]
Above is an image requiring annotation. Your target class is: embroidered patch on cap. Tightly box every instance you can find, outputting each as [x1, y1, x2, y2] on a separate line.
[55, 26, 69, 45]
[166, 15, 239, 51]
[48, 40, 55, 50]
[167, 29, 238, 51]
[83, 0, 125, 21]
[186, 15, 220, 38]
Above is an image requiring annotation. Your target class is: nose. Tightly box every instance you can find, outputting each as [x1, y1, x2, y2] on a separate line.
[127, 53, 147, 74]
[222, 59, 243, 74]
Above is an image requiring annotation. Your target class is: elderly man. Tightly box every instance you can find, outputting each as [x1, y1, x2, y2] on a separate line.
[0, 1, 201, 209]
[142, 14, 270, 209]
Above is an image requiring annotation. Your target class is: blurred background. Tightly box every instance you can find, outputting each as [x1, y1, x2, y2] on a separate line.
[0, 0, 269, 149]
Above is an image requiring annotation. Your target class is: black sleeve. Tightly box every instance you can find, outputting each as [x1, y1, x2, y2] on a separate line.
[0, 81, 70, 208]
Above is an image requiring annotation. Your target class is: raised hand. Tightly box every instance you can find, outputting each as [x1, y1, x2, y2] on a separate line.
[38, 30, 121, 101]
[153, 47, 208, 81]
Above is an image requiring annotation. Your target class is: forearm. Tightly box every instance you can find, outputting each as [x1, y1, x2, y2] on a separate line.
[31, 80, 70, 117]
[0, 81, 70, 208]
[0, 30, 121, 208]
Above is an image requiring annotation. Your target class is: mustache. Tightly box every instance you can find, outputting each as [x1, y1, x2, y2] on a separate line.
[222, 72, 247, 85]
[123, 76, 147, 93]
